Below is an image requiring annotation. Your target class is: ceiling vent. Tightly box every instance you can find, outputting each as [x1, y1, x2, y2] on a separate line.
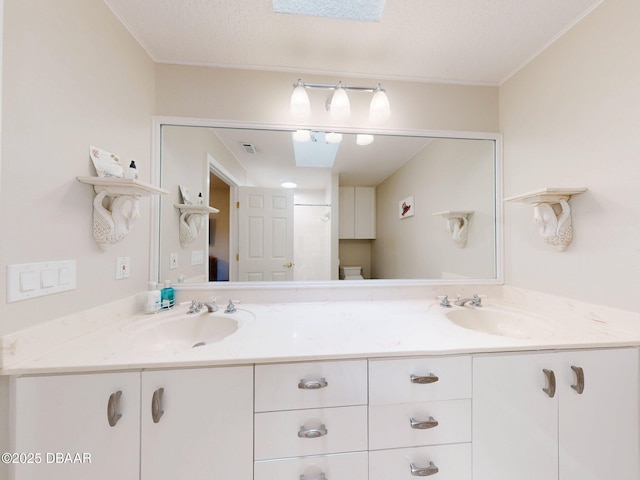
[241, 143, 257, 154]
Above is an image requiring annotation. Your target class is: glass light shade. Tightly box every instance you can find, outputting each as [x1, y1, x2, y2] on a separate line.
[325, 132, 343, 144]
[369, 86, 391, 124]
[356, 134, 375, 146]
[329, 84, 350, 121]
[292, 129, 311, 142]
[290, 84, 311, 120]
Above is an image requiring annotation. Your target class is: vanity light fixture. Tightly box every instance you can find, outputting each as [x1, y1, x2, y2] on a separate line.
[356, 134, 375, 146]
[325, 132, 343, 144]
[290, 79, 390, 123]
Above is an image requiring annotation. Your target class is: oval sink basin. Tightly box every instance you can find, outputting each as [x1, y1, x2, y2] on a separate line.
[445, 306, 556, 339]
[131, 314, 239, 353]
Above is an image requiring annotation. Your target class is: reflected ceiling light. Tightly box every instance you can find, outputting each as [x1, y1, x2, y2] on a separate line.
[356, 134, 375, 146]
[280, 180, 298, 189]
[325, 132, 343, 144]
[369, 84, 391, 124]
[290, 79, 391, 124]
[293, 129, 312, 142]
[290, 80, 311, 120]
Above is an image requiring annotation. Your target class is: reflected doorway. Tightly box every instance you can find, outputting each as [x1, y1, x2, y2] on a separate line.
[209, 172, 231, 281]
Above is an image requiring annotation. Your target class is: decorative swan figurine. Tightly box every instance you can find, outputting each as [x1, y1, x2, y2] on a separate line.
[447, 217, 469, 248]
[533, 199, 573, 251]
[92, 191, 140, 248]
[179, 212, 205, 246]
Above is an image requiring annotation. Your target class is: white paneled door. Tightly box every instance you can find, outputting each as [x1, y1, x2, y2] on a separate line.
[238, 187, 294, 281]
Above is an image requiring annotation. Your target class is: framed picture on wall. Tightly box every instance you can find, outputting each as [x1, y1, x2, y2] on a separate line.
[399, 195, 414, 219]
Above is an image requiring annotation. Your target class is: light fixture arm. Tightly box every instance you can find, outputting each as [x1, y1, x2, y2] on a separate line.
[293, 79, 382, 93]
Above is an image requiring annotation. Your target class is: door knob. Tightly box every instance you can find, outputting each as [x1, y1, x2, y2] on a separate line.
[283, 262, 294, 268]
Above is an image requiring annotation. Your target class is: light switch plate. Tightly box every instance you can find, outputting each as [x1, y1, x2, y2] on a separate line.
[7, 260, 77, 303]
[116, 256, 131, 279]
[191, 250, 204, 265]
[169, 253, 178, 269]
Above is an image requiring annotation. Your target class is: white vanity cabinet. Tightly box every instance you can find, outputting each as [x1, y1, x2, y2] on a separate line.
[12, 371, 141, 480]
[339, 186, 376, 239]
[473, 348, 639, 480]
[10, 365, 253, 480]
[141, 365, 253, 480]
[254, 360, 368, 480]
[368, 356, 473, 480]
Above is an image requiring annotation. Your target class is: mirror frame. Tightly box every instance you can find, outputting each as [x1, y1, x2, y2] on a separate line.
[150, 116, 504, 290]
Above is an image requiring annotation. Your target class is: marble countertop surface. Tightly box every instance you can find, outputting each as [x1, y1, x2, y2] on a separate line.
[3, 288, 640, 375]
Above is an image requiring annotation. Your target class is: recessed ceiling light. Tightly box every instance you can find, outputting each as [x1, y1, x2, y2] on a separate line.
[281, 180, 298, 189]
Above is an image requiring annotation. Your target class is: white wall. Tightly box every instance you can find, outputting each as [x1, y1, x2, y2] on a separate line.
[0, 0, 155, 334]
[500, 0, 640, 312]
[155, 65, 499, 133]
[374, 138, 496, 279]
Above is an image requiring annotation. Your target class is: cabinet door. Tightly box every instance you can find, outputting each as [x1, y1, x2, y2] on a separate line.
[472, 352, 559, 480]
[558, 348, 639, 480]
[13, 372, 140, 480]
[338, 187, 356, 239]
[141, 365, 253, 480]
[354, 186, 376, 239]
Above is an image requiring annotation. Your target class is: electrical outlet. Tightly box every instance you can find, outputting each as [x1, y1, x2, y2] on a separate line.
[116, 256, 131, 279]
[191, 250, 204, 265]
[169, 253, 178, 269]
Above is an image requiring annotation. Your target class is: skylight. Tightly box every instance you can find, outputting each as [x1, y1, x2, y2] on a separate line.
[292, 132, 340, 168]
[273, 0, 386, 22]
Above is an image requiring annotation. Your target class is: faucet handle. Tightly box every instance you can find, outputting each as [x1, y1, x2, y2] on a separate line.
[472, 294, 487, 307]
[225, 299, 240, 313]
[437, 295, 452, 308]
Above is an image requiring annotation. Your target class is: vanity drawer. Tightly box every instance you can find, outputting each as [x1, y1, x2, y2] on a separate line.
[254, 452, 368, 480]
[255, 360, 367, 412]
[369, 356, 471, 404]
[369, 399, 471, 450]
[369, 443, 471, 480]
[254, 406, 368, 460]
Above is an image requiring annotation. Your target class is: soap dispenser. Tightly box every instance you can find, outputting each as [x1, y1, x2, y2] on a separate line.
[161, 280, 175, 309]
[145, 282, 161, 314]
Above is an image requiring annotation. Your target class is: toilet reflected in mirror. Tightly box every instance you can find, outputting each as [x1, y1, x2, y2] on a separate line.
[339, 266, 364, 280]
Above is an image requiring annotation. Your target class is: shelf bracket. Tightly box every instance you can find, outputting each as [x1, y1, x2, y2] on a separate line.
[432, 211, 474, 248]
[504, 188, 587, 251]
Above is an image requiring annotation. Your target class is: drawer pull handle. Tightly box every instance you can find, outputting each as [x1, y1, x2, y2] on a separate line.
[410, 461, 439, 476]
[298, 424, 328, 438]
[298, 377, 328, 390]
[542, 369, 556, 398]
[151, 388, 164, 423]
[571, 365, 585, 394]
[410, 416, 439, 430]
[410, 373, 439, 384]
[107, 390, 122, 427]
[300, 474, 326, 480]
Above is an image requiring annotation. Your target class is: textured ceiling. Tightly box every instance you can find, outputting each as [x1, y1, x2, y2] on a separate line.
[105, 0, 602, 85]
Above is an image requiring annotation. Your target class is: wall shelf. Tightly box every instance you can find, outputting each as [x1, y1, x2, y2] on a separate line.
[175, 204, 219, 246]
[505, 187, 587, 251]
[77, 176, 169, 248]
[504, 187, 587, 205]
[432, 210, 474, 248]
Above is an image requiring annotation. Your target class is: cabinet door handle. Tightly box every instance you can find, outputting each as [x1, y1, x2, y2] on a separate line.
[410, 461, 439, 476]
[298, 424, 328, 438]
[410, 416, 439, 430]
[298, 377, 328, 390]
[151, 388, 164, 424]
[107, 390, 122, 427]
[410, 373, 439, 384]
[542, 369, 556, 398]
[300, 474, 326, 480]
[571, 365, 585, 394]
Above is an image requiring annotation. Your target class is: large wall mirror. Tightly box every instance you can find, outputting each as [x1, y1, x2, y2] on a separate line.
[151, 118, 503, 287]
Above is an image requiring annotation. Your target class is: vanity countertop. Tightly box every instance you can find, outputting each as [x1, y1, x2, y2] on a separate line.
[3, 291, 640, 375]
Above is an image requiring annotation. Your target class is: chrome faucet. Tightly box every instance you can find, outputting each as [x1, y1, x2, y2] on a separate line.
[187, 299, 218, 314]
[454, 294, 484, 307]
